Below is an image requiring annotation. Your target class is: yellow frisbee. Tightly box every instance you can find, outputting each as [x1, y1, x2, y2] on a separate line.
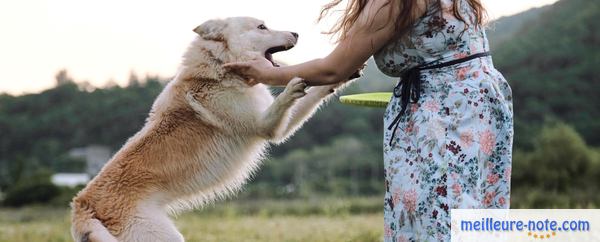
[339, 92, 392, 108]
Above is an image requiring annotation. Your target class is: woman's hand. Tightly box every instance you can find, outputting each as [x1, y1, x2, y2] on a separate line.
[223, 57, 276, 86]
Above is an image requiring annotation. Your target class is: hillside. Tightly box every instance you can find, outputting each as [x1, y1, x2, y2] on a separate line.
[487, 5, 551, 49]
[488, 0, 599, 147]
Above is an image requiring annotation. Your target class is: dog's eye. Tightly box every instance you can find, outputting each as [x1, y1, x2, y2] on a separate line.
[257, 24, 268, 30]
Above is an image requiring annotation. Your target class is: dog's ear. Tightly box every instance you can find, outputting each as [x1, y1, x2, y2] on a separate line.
[193, 19, 227, 41]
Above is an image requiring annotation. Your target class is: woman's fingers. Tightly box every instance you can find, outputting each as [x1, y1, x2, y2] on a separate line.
[222, 62, 257, 85]
[223, 62, 248, 71]
[223, 58, 274, 85]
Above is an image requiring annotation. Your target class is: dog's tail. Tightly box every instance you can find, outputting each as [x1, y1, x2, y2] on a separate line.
[71, 198, 118, 242]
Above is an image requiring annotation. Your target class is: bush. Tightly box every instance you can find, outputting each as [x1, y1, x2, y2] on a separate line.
[512, 122, 600, 208]
[2, 171, 61, 207]
[49, 185, 83, 207]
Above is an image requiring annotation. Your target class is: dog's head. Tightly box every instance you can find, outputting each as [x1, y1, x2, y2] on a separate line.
[193, 17, 298, 66]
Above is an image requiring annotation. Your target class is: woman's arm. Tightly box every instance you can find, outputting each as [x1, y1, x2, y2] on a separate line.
[225, 0, 400, 86]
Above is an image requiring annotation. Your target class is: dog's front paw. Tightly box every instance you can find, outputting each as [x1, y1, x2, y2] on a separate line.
[282, 77, 307, 101]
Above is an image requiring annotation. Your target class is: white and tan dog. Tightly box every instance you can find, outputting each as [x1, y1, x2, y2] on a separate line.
[70, 17, 358, 242]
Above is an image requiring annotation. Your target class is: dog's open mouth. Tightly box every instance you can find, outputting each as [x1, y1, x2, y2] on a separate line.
[265, 45, 294, 67]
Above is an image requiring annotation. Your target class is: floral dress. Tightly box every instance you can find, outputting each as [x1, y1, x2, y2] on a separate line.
[373, 0, 513, 241]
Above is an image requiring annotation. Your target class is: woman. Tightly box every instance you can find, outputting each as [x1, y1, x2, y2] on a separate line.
[226, 0, 513, 241]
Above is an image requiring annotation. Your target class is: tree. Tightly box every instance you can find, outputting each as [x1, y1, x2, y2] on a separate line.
[55, 69, 74, 86]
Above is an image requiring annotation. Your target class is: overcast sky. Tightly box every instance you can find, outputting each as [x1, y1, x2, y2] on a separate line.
[0, 0, 558, 95]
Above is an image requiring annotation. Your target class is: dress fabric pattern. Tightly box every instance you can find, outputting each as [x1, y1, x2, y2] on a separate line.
[374, 0, 513, 241]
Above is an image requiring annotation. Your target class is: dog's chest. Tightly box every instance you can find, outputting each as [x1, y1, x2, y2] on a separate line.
[249, 85, 275, 111]
[222, 85, 274, 119]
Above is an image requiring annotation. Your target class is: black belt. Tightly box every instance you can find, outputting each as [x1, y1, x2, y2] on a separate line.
[387, 52, 491, 146]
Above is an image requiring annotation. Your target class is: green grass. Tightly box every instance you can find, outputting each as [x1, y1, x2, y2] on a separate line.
[177, 213, 382, 242]
[0, 198, 384, 242]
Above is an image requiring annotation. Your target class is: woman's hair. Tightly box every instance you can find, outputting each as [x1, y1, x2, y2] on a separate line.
[318, 0, 487, 42]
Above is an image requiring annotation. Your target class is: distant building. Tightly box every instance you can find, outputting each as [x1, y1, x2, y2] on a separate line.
[68, 145, 112, 176]
[51, 173, 90, 187]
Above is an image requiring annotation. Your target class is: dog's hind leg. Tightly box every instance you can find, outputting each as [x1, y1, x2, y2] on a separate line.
[257, 78, 306, 142]
[120, 205, 184, 242]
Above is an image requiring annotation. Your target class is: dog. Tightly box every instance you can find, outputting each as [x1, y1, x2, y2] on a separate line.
[70, 17, 359, 242]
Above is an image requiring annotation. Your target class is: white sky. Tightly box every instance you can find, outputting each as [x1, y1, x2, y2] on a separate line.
[0, 0, 558, 95]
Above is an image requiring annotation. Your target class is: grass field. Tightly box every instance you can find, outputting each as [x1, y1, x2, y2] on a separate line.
[0, 198, 384, 242]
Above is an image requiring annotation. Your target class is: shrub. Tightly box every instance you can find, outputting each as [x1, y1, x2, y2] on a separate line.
[512, 121, 599, 208]
[2, 171, 60, 207]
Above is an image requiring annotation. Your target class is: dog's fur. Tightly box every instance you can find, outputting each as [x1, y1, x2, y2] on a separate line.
[70, 17, 357, 242]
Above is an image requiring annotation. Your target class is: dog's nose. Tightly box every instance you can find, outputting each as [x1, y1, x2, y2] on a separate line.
[291, 32, 299, 39]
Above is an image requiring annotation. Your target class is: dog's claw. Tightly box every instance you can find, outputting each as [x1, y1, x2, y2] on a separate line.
[282, 78, 307, 102]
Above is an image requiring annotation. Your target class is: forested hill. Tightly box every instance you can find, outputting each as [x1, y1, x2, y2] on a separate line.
[487, 0, 599, 146]
[487, 4, 551, 49]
